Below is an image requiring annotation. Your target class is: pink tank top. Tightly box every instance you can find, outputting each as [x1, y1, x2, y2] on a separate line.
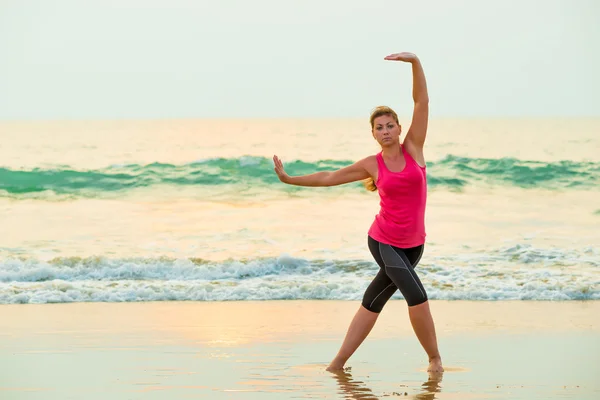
[367, 144, 427, 248]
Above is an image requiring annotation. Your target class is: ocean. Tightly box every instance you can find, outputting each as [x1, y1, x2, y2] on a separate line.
[1, 117, 598, 303]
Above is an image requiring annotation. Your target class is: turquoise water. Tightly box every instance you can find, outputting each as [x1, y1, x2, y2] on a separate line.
[0, 118, 598, 303]
[1, 156, 598, 198]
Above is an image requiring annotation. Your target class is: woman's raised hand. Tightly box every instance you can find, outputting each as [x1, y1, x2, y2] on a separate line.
[384, 52, 418, 62]
[273, 155, 290, 183]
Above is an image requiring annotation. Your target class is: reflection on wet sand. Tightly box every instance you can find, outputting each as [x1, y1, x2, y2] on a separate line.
[331, 369, 443, 400]
[331, 370, 379, 400]
[415, 372, 443, 400]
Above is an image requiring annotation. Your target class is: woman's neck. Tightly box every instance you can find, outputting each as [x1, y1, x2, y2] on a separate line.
[381, 143, 402, 159]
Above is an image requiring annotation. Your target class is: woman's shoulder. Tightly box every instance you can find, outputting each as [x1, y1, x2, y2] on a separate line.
[357, 155, 379, 179]
[358, 154, 379, 167]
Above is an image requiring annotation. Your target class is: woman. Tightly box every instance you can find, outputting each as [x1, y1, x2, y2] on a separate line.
[272, 52, 443, 374]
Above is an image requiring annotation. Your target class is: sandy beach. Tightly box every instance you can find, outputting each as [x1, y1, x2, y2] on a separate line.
[0, 300, 598, 399]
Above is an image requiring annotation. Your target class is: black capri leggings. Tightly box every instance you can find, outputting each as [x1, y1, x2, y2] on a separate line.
[362, 236, 428, 312]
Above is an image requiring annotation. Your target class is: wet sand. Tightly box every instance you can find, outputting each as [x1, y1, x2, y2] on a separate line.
[0, 300, 598, 399]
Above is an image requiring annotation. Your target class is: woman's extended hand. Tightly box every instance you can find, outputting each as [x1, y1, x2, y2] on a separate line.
[273, 155, 290, 183]
[384, 52, 418, 62]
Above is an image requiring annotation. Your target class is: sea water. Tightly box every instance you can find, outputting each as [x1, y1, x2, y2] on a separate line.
[0, 118, 598, 303]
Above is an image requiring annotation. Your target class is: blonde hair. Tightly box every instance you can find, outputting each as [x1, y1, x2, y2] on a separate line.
[363, 106, 400, 192]
[369, 105, 399, 129]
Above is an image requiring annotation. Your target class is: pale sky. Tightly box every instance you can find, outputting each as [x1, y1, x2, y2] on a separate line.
[0, 0, 598, 119]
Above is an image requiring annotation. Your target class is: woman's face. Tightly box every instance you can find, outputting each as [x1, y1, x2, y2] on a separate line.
[372, 114, 401, 147]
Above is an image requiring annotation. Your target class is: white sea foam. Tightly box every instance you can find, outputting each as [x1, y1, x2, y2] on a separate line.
[1, 245, 598, 304]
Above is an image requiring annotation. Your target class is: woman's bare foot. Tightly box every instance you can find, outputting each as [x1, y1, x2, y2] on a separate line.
[427, 356, 444, 373]
[325, 363, 345, 372]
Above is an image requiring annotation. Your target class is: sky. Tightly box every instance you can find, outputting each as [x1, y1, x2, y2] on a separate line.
[0, 0, 598, 119]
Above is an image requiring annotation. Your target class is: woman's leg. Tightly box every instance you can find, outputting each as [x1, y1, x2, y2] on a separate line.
[326, 237, 399, 371]
[326, 305, 380, 371]
[377, 242, 443, 372]
[408, 301, 443, 372]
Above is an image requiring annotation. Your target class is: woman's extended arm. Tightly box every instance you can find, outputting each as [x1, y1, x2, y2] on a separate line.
[273, 155, 371, 187]
[385, 52, 429, 152]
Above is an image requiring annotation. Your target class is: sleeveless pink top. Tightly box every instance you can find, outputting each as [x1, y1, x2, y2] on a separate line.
[367, 144, 427, 248]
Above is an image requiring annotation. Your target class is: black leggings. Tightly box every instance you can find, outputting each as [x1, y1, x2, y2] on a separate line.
[362, 236, 428, 312]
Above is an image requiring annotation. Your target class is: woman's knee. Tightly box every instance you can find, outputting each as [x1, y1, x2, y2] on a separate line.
[361, 294, 386, 313]
[405, 292, 428, 307]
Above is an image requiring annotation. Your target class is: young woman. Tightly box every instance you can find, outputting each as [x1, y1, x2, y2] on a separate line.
[273, 52, 443, 374]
